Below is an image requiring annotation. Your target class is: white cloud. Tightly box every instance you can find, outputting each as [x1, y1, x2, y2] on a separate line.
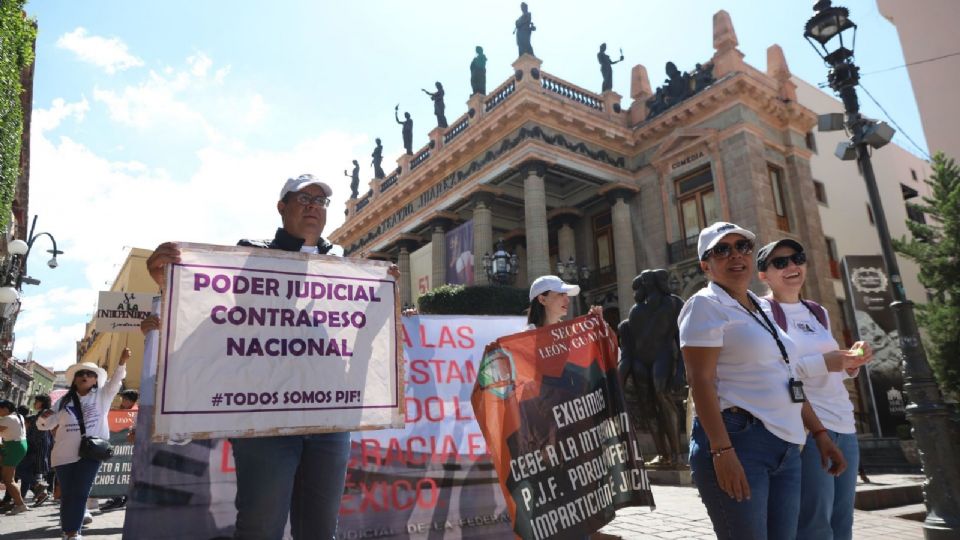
[56, 27, 144, 74]
[91, 53, 251, 141]
[187, 52, 213, 77]
[32, 97, 90, 132]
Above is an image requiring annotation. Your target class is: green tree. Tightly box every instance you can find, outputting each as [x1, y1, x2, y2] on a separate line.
[893, 152, 960, 400]
[0, 0, 36, 229]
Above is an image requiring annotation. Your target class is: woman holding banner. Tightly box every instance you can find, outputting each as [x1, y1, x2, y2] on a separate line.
[756, 239, 872, 540]
[678, 222, 850, 540]
[38, 348, 128, 539]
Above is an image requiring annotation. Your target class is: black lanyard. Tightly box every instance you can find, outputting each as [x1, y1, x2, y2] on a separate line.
[740, 295, 791, 367]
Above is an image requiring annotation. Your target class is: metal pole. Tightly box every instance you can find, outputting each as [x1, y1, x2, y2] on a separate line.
[833, 67, 960, 540]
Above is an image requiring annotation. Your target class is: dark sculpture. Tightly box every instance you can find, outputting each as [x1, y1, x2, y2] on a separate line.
[597, 43, 624, 93]
[422, 82, 448, 128]
[344, 160, 360, 199]
[645, 61, 716, 120]
[514, 2, 536, 57]
[371, 138, 385, 179]
[470, 46, 487, 95]
[394, 105, 413, 156]
[618, 269, 687, 467]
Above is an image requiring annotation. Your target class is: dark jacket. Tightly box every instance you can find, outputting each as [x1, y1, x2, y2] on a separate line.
[238, 227, 335, 254]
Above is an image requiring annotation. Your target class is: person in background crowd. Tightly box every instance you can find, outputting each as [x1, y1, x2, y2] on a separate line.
[526, 275, 601, 330]
[28, 394, 55, 507]
[147, 174, 399, 540]
[0, 400, 29, 515]
[679, 222, 854, 540]
[101, 389, 140, 511]
[38, 350, 128, 539]
[756, 239, 873, 540]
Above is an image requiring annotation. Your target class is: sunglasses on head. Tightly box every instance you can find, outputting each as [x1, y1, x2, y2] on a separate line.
[767, 251, 807, 270]
[76, 370, 98, 379]
[704, 239, 754, 260]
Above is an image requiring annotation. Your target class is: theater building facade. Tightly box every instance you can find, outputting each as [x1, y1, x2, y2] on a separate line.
[329, 10, 843, 336]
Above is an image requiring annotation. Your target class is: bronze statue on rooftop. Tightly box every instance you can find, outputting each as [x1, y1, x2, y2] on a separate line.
[371, 138, 385, 179]
[422, 82, 448, 129]
[514, 2, 536, 57]
[470, 46, 487, 95]
[645, 61, 716, 119]
[394, 106, 413, 155]
[598, 43, 624, 92]
[344, 160, 360, 199]
[619, 268, 687, 468]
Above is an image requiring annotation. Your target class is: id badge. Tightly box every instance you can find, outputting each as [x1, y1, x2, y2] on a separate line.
[789, 378, 807, 403]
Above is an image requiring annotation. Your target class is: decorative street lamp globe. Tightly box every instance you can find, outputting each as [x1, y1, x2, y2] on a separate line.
[804, 0, 856, 64]
[483, 239, 519, 285]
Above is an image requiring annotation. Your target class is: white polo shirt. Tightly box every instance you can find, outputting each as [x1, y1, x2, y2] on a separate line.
[761, 300, 856, 434]
[679, 282, 805, 444]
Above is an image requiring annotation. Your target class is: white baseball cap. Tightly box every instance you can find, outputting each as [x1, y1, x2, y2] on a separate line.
[279, 173, 333, 201]
[529, 275, 580, 301]
[697, 221, 756, 260]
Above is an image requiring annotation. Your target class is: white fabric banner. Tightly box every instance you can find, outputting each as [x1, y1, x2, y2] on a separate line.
[153, 242, 402, 441]
[94, 291, 157, 332]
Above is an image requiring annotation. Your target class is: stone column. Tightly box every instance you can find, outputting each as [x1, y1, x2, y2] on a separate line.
[523, 162, 550, 285]
[472, 196, 493, 286]
[611, 195, 638, 320]
[398, 245, 412, 308]
[431, 224, 446, 290]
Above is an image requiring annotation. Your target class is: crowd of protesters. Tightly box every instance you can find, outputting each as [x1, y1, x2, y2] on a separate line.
[0, 170, 879, 540]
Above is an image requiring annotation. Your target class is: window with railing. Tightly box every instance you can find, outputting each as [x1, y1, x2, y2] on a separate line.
[593, 212, 616, 287]
[769, 165, 790, 231]
[676, 166, 718, 248]
[813, 179, 828, 205]
[825, 236, 841, 279]
[901, 183, 926, 224]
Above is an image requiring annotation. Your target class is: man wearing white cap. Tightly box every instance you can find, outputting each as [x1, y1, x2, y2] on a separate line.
[147, 174, 398, 540]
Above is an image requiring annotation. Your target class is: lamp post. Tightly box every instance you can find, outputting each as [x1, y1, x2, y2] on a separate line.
[1, 215, 62, 302]
[555, 256, 591, 285]
[805, 2, 960, 536]
[482, 239, 520, 286]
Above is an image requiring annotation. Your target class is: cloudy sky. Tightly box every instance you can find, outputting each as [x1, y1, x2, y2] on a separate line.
[17, 0, 927, 370]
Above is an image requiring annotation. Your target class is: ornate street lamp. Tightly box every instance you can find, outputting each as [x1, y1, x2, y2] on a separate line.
[0, 216, 63, 303]
[805, 2, 960, 536]
[482, 239, 519, 285]
[555, 256, 590, 285]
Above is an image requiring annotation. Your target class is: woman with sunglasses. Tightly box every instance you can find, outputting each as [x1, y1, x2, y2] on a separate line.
[679, 222, 847, 540]
[38, 349, 129, 539]
[756, 239, 872, 540]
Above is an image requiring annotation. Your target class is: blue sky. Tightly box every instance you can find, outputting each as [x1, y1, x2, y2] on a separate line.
[17, 0, 930, 370]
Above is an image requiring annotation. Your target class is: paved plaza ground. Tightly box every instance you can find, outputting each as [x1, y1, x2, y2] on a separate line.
[1, 475, 926, 539]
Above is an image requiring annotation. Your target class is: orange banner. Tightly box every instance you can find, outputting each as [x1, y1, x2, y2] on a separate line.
[471, 314, 654, 539]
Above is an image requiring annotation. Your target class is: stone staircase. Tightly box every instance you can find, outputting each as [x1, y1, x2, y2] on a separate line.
[855, 474, 927, 522]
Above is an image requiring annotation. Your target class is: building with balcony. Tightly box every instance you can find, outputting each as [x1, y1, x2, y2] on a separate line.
[329, 10, 844, 332]
[24, 359, 55, 402]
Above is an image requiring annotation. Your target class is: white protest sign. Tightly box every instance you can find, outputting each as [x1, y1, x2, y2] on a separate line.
[94, 291, 157, 332]
[153, 242, 402, 441]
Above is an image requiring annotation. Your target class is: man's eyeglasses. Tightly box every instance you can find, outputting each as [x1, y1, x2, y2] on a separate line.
[704, 239, 754, 260]
[76, 370, 98, 379]
[294, 193, 331, 208]
[767, 252, 807, 270]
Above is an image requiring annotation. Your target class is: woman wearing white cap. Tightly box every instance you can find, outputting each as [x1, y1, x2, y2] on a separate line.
[38, 348, 129, 539]
[756, 239, 871, 540]
[526, 275, 589, 329]
[678, 222, 846, 540]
